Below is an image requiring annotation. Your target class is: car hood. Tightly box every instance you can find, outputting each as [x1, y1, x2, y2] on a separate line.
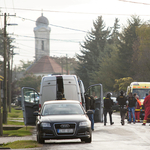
[40, 115, 89, 123]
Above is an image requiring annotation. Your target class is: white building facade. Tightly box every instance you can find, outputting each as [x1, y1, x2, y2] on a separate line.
[34, 14, 51, 61]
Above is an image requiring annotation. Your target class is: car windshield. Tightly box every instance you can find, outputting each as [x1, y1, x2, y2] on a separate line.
[42, 103, 84, 116]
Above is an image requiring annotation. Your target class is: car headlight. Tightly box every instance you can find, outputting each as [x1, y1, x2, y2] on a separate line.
[79, 121, 90, 127]
[41, 122, 51, 127]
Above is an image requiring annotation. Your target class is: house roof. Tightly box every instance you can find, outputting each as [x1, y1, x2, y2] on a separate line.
[27, 56, 66, 74]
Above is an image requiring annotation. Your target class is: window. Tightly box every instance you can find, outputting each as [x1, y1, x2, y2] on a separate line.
[41, 41, 44, 51]
[42, 103, 84, 115]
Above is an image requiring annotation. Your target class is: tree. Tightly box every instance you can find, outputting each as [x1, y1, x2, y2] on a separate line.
[17, 74, 41, 92]
[76, 16, 110, 88]
[52, 56, 78, 74]
[16, 60, 33, 72]
[93, 46, 119, 92]
[117, 16, 142, 78]
[132, 24, 150, 81]
[113, 77, 134, 92]
[93, 18, 120, 92]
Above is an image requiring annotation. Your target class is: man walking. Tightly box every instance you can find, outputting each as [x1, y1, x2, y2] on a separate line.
[117, 91, 127, 125]
[142, 91, 150, 125]
[128, 93, 137, 124]
[103, 93, 114, 126]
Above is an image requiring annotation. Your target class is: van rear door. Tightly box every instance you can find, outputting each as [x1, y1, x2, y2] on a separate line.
[40, 76, 56, 106]
[63, 76, 80, 101]
[21, 87, 39, 125]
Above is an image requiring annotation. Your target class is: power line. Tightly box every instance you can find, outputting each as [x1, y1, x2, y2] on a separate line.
[0, 7, 130, 15]
[119, 0, 150, 5]
[15, 16, 87, 33]
[1, 6, 150, 16]
[13, 33, 81, 43]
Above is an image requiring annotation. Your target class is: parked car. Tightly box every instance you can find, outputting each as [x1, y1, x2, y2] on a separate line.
[34, 100, 92, 144]
[29, 93, 39, 103]
[15, 95, 22, 106]
[111, 97, 119, 111]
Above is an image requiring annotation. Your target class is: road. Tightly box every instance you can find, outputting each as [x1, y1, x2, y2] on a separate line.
[41, 113, 150, 150]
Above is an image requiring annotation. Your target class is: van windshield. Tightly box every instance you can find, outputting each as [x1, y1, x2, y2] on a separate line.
[132, 89, 150, 99]
[42, 103, 84, 116]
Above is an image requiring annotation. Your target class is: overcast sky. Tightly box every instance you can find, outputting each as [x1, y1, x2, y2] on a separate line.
[1, 0, 150, 67]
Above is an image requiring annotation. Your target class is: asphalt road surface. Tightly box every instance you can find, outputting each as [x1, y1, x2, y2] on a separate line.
[39, 113, 150, 150]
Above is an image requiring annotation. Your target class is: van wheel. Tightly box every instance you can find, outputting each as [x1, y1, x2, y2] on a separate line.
[37, 131, 45, 144]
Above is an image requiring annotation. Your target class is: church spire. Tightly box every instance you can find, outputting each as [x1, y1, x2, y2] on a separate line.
[41, 9, 43, 16]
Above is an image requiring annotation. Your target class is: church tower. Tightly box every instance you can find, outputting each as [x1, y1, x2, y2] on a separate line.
[34, 14, 51, 61]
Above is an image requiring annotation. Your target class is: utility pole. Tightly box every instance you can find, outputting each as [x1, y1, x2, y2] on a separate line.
[0, 13, 16, 123]
[8, 43, 11, 112]
[3, 13, 7, 124]
[66, 54, 69, 75]
[61, 58, 63, 75]
[0, 76, 4, 136]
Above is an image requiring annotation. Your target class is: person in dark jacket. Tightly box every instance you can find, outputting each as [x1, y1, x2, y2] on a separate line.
[128, 92, 137, 124]
[103, 93, 114, 126]
[85, 95, 95, 131]
[117, 91, 127, 125]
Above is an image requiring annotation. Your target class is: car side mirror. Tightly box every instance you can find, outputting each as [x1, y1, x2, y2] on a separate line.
[33, 111, 40, 116]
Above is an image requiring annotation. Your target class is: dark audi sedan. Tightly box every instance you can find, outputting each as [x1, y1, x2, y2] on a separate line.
[34, 100, 92, 144]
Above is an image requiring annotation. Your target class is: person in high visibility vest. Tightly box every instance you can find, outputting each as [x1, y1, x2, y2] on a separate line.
[142, 91, 150, 125]
[134, 95, 142, 123]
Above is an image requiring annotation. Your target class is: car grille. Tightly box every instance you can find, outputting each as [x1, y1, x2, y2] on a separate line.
[54, 123, 76, 136]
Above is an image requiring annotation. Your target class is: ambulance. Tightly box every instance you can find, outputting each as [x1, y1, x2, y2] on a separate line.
[127, 82, 150, 119]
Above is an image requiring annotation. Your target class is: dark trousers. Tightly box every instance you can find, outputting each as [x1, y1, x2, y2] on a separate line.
[120, 107, 126, 123]
[104, 108, 112, 124]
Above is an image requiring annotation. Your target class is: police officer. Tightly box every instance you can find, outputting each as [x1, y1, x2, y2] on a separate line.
[117, 91, 127, 125]
[103, 93, 114, 126]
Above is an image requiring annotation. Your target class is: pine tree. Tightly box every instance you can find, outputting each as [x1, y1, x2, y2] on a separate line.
[117, 16, 142, 78]
[92, 18, 120, 92]
[75, 16, 110, 88]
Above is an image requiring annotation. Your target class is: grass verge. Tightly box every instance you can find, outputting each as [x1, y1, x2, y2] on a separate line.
[5, 121, 24, 125]
[0, 140, 43, 149]
[2, 106, 24, 126]
[3, 126, 34, 137]
[8, 107, 23, 119]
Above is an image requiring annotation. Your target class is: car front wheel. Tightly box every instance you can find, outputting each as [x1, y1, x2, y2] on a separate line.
[80, 135, 92, 143]
[37, 131, 45, 144]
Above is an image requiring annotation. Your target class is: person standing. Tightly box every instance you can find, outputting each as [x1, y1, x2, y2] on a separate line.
[135, 95, 142, 123]
[142, 91, 150, 125]
[128, 92, 137, 124]
[89, 96, 95, 131]
[117, 91, 127, 125]
[85, 95, 95, 131]
[103, 93, 114, 126]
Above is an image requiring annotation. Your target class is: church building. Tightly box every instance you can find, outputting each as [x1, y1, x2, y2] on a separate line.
[27, 14, 66, 76]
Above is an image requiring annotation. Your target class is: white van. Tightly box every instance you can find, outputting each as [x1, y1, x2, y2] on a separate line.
[21, 75, 103, 125]
[39, 75, 82, 107]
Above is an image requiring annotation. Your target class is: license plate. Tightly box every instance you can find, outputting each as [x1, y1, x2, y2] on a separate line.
[57, 129, 74, 133]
